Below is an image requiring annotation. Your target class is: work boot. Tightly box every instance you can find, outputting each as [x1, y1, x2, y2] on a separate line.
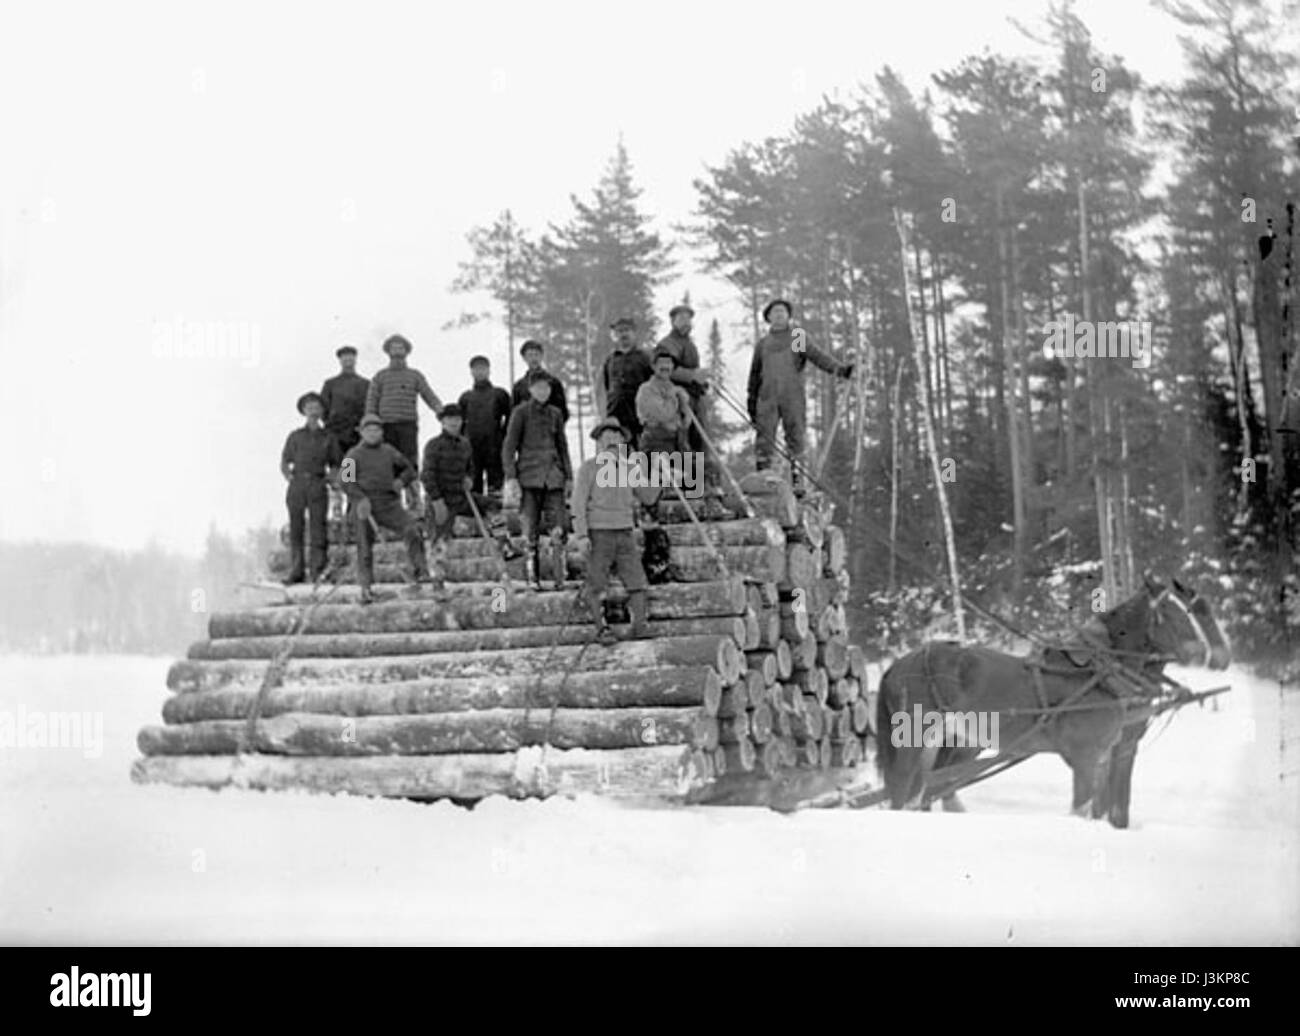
[358, 585, 375, 605]
[550, 533, 567, 591]
[498, 536, 522, 561]
[627, 589, 651, 640]
[283, 569, 306, 586]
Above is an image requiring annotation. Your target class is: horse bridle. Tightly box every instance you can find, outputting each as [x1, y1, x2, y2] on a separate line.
[1149, 584, 1212, 668]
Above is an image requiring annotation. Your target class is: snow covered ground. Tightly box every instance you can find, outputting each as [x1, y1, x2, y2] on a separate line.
[1, 654, 1295, 945]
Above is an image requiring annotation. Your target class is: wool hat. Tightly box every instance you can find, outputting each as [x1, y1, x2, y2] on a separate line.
[297, 391, 325, 415]
[469, 355, 490, 367]
[669, 304, 695, 320]
[609, 317, 636, 331]
[439, 403, 463, 420]
[335, 345, 357, 358]
[359, 413, 384, 429]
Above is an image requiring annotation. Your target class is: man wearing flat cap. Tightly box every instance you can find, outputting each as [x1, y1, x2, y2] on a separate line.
[511, 340, 568, 421]
[746, 298, 854, 493]
[364, 333, 443, 472]
[655, 302, 717, 492]
[280, 391, 343, 584]
[598, 317, 654, 442]
[458, 355, 513, 495]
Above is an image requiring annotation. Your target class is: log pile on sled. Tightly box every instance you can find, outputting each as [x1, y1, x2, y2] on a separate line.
[132, 472, 873, 806]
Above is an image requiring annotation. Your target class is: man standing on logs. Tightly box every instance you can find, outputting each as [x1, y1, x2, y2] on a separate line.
[746, 299, 853, 495]
[598, 317, 654, 443]
[654, 304, 717, 487]
[457, 355, 513, 495]
[636, 348, 692, 478]
[421, 404, 521, 578]
[343, 413, 433, 603]
[320, 345, 370, 521]
[502, 370, 572, 591]
[280, 391, 343, 584]
[571, 418, 657, 646]
[511, 339, 568, 422]
[365, 334, 443, 475]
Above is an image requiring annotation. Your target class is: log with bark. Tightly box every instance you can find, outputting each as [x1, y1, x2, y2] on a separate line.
[743, 651, 778, 686]
[817, 637, 850, 680]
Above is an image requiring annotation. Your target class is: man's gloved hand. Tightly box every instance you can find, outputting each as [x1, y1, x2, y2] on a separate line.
[354, 498, 373, 523]
[462, 476, 474, 493]
[392, 479, 406, 495]
[432, 498, 450, 527]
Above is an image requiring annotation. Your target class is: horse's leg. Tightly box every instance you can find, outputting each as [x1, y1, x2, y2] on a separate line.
[908, 744, 941, 810]
[1106, 721, 1146, 829]
[1090, 748, 1113, 820]
[941, 793, 966, 812]
[1069, 752, 1101, 817]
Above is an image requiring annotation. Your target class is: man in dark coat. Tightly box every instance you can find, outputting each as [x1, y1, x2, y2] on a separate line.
[421, 404, 520, 561]
[654, 303, 718, 492]
[342, 412, 432, 603]
[457, 355, 513, 494]
[502, 370, 572, 589]
[599, 317, 654, 442]
[320, 345, 370, 455]
[280, 391, 342, 584]
[511, 340, 568, 421]
[746, 299, 853, 493]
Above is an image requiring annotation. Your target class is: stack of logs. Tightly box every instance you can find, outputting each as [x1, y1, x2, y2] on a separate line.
[132, 472, 870, 804]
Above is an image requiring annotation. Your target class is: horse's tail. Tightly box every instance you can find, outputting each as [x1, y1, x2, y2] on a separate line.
[875, 661, 905, 778]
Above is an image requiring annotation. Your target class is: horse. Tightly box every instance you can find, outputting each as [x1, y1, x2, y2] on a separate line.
[874, 575, 1230, 820]
[1087, 578, 1231, 827]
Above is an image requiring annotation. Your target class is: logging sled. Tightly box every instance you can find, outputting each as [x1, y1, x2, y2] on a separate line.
[133, 471, 881, 809]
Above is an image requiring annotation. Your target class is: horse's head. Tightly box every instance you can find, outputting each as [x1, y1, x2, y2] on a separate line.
[1139, 573, 1232, 670]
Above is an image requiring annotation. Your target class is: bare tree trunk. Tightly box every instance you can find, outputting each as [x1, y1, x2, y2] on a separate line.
[998, 190, 1027, 590]
[888, 358, 905, 593]
[896, 208, 965, 639]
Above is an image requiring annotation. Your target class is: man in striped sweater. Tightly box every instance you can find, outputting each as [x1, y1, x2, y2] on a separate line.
[364, 334, 443, 474]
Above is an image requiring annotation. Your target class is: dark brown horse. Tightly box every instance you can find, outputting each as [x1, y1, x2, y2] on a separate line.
[875, 576, 1230, 819]
[1088, 579, 1231, 827]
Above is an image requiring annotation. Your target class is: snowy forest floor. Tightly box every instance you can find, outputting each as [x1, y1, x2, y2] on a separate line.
[1, 655, 1295, 945]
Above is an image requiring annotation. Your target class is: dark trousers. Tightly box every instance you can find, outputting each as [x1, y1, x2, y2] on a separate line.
[586, 527, 647, 594]
[330, 428, 360, 456]
[520, 487, 566, 545]
[427, 491, 496, 543]
[286, 477, 328, 577]
[353, 495, 427, 588]
[382, 421, 420, 468]
[754, 388, 806, 470]
[610, 398, 642, 442]
[470, 440, 505, 493]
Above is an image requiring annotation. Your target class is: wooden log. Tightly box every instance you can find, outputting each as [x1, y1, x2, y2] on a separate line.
[754, 740, 783, 776]
[780, 543, 820, 590]
[737, 472, 800, 527]
[721, 739, 756, 773]
[215, 579, 747, 636]
[657, 517, 785, 547]
[851, 698, 872, 735]
[780, 577, 844, 613]
[654, 497, 742, 524]
[778, 607, 810, 641]
[140, 708, 717, 757]
[189, 616, 749, 662]
[131, 745, 701, 800]
[813, 605, 847, 641]
[816, 637, 850, 680]
[718, 714, 752, 745]
[769, 704, 792, 739]
[717, 685, 749, 719]
[692, 748, 714, 783]
[757, 610, 784, 649]
[790, 667, 829, 703]
[774, 639, 794, 680]
[794, 739, 821, 768]
[163, 666, 722, 724]
[786, 507, 826, 549]
[847, 645, 868, 680]
[790, 631, 818, 670]
[743, 651, 778, 686]
[748, 702, 774, 744]
[745, 584, 764, 617]
[828, 678, 859, 709]
[742, 669, 767, 707]
[791, 706, 824, 741]
[753, 582, 780, 608]
[823, 526, 847, 574]
[774, 683, 806, 714]
[830, 708, 854, 740]
[777, 737, 797, 767]
[830, 738, 861, 768]
[741, 609, 761, 651]
[167, 634, 744, 694]
[710, 746, 727, 779]
[818, 737, 833, 770]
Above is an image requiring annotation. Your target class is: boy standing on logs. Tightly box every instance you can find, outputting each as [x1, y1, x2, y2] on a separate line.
[511, 339, 568, 422]
[365, 334, 443, 474]
[746, 299, 853, 495]
[502, 370, 572, 590]
[343, 413, 433, 604]
[571, 418, 657, 646]
[280, 391, 343, 584]
[457, 355, 513, 494]
[598, 317, 654, 443]
[421, 403, 521, 571]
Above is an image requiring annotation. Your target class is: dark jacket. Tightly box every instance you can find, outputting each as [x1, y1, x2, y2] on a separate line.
[320, 372, 370, 435]
[421, 430, 473, 503]
[502, 400, 571, 489]
[511, 370, 569, 422]
[655, 330, 704, 399]
[341, 440, 416, 503]
[601, 347, 654, 417]
[281, 425, 342, 480]
[746, 328, 849, 415]
[458, 382, 513, 453]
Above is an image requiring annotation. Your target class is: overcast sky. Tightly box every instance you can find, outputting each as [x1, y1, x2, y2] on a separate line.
[0, 0, 1220, 553]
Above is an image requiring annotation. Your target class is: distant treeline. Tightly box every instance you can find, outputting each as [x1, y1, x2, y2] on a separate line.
[0, 526, 278, 656]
